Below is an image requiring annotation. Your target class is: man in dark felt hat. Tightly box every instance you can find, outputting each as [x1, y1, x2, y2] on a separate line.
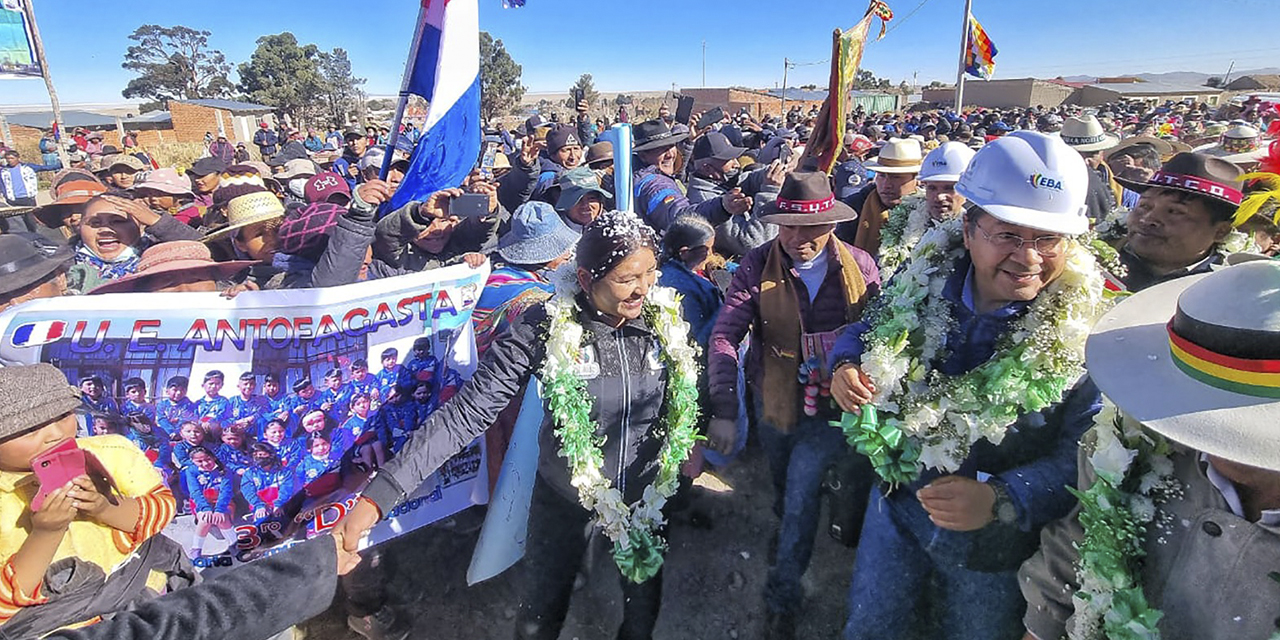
[0, 233, 72, 311]
[707, 171, 880, 639]
[187, 157, 227, 214]
[1112, 152, 1246, 292]
[632, 119, 752, 232]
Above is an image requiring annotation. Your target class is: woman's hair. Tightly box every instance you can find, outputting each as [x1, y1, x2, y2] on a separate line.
[576, 210, 658, 282]
[662, 215, 716, 262]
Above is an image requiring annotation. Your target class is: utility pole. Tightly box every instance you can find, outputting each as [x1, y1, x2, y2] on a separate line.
[21, 0, 68, 168]
[953, 0, 974, 112]
[781, 58, 791, 118]
[701, 40, 706, 87]
[1221, 59, 1237, 88]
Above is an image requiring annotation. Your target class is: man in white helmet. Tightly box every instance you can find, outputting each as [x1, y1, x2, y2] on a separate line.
[876, 141, 976, 274]
[827, 131, 1108, 640]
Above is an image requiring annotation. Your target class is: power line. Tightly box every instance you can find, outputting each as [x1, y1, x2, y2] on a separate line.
[884, 0, 936, 36]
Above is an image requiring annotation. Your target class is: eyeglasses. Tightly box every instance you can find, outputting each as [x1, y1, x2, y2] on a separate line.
[972, 222, 1066, 257]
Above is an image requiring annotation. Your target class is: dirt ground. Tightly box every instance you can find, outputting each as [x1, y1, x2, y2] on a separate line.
[299, 440, 858, 640]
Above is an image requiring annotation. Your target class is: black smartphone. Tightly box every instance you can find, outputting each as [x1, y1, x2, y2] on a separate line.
[574, 88, 585, 104]
[696, 106, 724, 130]
[675, 96, 695, 125]
[449, 192, 491, 218]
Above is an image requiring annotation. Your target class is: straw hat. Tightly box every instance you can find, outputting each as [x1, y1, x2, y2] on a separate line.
[90, 241, 256, 294]
[864, 138, 923, 174]
[1060, 115, 1120, 152]
[1086, 261, 1280, 471]
[202, 191, 285, 242]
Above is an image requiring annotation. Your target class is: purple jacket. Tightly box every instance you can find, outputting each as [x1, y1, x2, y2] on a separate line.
[708, 238, 880, 421]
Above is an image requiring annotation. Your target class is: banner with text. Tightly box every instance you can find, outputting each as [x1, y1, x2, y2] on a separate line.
[0, 1, 40, 79]
[0, 263, 492, 567]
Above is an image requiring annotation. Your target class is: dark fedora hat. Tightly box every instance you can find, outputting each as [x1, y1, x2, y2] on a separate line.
[759, 171, 860, 226]
[632, 119, 689, 153]
[0, 233, 73, 297]
[1114, 152, 1245, 207]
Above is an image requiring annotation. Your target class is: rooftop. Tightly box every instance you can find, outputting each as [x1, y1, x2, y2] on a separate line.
[5, 110, 116, 129]
[176, 98, 274, 113]
[1088, 80, 1223, 95]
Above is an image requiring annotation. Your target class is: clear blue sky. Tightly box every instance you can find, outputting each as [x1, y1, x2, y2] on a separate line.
[3, 0, 1276, 106]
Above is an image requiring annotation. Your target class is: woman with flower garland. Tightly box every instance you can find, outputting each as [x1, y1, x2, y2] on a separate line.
[1020, 260, 1280, 640]
[337, 210, 701, 640]
[828, 131, 1108, 640]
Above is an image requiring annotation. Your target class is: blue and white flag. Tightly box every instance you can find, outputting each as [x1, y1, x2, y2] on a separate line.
[390, 0, 482, 210]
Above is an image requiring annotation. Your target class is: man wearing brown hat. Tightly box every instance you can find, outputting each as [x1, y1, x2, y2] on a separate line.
[632, 119, 752, 232]
[707, 171, 880, 639]
[1112, 152, 1245, 292]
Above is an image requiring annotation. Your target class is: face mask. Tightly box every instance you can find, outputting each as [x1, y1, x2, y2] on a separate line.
[288, 178, 308, 198]
[722, 169, 741, 182]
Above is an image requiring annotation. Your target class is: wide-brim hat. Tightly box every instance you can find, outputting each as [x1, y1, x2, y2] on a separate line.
[105, 154, 145, 173]
[759, 171, 860, 226]
[202, 190, 285, 243]
[34, 178, 108, 229]
[0, 233, 73, 297]
[1060, 115, 1120, 152]
[632, 120, 689, 153]
[864, 138, 923, 174]
[131, 168, 194, 198]
[1114, 152, 1245, 207]
[89, 240, 256, 294]
[497, 201, 579, 264]
[1086, 261, 1280, 471]
[1106, 136, 1175, 162]
[277, 158, 318, 180]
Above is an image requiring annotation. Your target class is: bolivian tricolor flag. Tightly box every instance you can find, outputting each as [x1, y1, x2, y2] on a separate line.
[964, 15, 997, 80]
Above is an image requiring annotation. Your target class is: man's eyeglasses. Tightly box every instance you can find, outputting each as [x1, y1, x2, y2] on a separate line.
[973, 222, 1066, 257]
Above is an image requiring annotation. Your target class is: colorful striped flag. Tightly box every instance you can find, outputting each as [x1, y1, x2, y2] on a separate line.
[802, 1, 893, 174]
[11, 320, 65, 347]
[388, 0, 482, 210]
[965, 15, 998, 80]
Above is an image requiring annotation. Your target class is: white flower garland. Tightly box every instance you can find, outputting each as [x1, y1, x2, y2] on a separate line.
[540, 266, 701, 583]
[877, 195, 933, 276]
[857, 218, 1107, 477]
[1068, 398, 1181, 640]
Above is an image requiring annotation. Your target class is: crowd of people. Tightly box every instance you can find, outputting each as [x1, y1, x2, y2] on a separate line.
[0, 87, 1277, 640]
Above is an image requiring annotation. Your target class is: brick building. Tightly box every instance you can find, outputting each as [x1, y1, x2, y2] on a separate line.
[4, 98, 275, 152]
[922, 78, 1076, 109]
[166, 99, 275, 145]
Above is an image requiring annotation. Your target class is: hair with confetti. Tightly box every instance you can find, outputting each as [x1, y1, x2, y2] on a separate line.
[576, 210, 658, 282]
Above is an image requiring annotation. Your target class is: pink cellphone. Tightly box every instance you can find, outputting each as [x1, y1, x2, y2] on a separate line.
[30, 440, 118, 511]
[30, 440, 86, 511]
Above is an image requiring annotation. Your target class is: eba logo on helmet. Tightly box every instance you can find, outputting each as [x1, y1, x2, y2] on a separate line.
[1029, 173, 1063, 191]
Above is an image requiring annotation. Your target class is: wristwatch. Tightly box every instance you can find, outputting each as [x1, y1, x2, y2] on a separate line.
[988, 479, 1018, 526]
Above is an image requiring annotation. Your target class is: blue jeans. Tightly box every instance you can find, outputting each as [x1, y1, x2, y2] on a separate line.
[755, 402, 848, 616]
[842, 487, 1025, 640]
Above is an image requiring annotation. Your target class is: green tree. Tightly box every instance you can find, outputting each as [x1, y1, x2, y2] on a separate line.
[479, 31, 525, 121]
[566, 73, 600, 109]
[237, 33, 325, 125]
[120, 24, 234, 109]
[317, 47, 366, 128]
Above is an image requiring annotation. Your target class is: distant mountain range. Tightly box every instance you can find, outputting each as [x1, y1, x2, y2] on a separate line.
[1060, 68, 1280, 85]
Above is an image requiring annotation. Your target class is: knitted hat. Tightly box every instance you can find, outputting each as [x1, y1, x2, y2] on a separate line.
[0, 364, 82, 440]
[212, 165, 269, 210]
[278, 202, 345, 256]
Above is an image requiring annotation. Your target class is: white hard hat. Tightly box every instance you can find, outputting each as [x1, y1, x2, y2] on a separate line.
[954, 130, 1089, 235]
[918, 142, 976, 183]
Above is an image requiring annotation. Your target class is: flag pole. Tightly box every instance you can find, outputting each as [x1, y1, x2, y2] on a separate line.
[953, 0, 973, 113]
[380, 3, 429, 181]
[21, 0, 68, 169]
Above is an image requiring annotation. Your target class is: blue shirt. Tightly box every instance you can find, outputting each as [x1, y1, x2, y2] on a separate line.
[228, 394, 271, 434]
[196, 396, 232, 426]
[214, 444, 253, 475]
[348, 375, 378, 401]
[658, 259, 723, 349]
[294, 455, 335, 488]
[321, 385, 351, 423]
[371, 399, 429, 455]
[375, 366, 401, 401]
[183, 467, 233, 514]
[241, 465, 296, 512]
[262, 437, 303, 469]
[121, 399, 156, 423]
[124, 428, 172, 474]
[156, 397, 197, 438]
[281, 392, 325, 436]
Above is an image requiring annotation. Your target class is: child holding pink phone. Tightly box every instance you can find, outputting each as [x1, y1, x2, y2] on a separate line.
[181, 446, 234, 558]
[0, 364, 187, 637]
